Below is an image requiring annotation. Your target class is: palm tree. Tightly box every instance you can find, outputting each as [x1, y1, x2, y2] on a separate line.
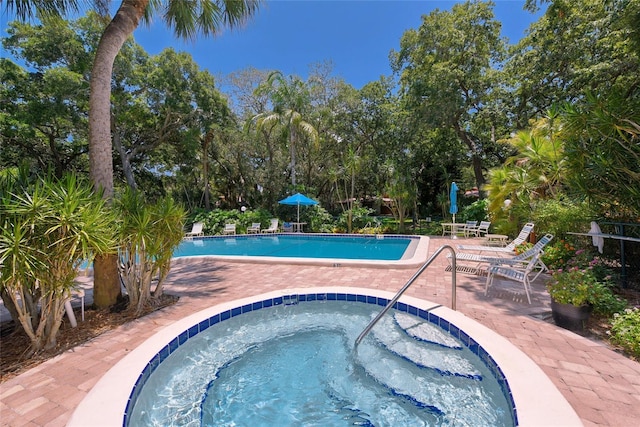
[90, 1, 259, 305]
[5, 0, 261, 307]
[484, 112, 568, 234]
[251, 71, 318, 187]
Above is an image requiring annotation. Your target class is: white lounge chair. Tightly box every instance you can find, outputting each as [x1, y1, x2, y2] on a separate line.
[223, 223, 236, 235]
[184, 221, 204, 238]
[457, 222, 535, 254]
[451, 234, 553, 280]
[261, 218, 279, 233]
[485, 252, 544, 304]
[247, 223, 261, 234]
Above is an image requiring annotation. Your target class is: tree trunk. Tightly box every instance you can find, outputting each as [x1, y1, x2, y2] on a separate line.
[89, 0, 148, 308]
[113, 123, 138, 189]
[454, 124, 486, 191]
[203, 131, 212, 209]
[290, 127, 297, 187]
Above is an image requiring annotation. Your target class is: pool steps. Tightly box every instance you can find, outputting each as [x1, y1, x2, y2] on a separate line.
[394, 312, 463, 349]
[354, 313, 509, 425]
[370, 314, 482, 379]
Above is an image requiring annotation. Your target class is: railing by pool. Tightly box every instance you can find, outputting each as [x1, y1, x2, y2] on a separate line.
[355, 245, 457, 346]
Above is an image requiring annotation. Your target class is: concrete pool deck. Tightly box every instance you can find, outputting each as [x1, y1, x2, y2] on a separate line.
[1, 236, 639, 426]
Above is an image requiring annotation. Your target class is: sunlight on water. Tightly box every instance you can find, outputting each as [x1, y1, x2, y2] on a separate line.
[175, 235, 411, 260]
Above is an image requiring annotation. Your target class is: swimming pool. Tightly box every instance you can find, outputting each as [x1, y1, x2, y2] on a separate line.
[175, 234, 429, 268]
[69, 288, 582, 426]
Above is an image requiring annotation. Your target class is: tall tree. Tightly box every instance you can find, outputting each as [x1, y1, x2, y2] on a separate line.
[4, 0, 261, 307]
[509, 0, 640, 125]
[1, 16, 95, 177]
[392, 0, 506, 192]
[325, 79, 398, 229]
[90, 1, 259, 306]
[250, 71, 318, 188]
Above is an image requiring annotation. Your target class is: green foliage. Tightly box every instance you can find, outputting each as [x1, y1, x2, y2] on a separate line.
[610, 308, 640, 359]
[419, 220, 443, 236]
[530, 197, 595, 237]
[194, 208, 288, 234]
[461, 199, 488, 222]
[541, 240, 577, 270]
[511, 0, 639, 121]
[115, 188, 186, 315]
[562, 91, 640, 217]
[336, 206, 375, 233]
[393, 0, 506, 191]
[305, 206, 336, 233]
[0, 172, 116, 353]
[193, 209, 242, 235]
[546, 268, 623, 315]
[234, 208, 276, 233]
[546, 249, 626, 315]
[3, 3, 639, 257]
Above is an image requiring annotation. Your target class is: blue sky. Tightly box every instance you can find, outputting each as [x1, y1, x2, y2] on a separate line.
[1, 1, 544, 89]
[132, 0, 544, 89]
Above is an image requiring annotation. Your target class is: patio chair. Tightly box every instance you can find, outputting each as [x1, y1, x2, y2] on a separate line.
[247, 223, 261, 234]
[463, 221, 479, 237]
[261, 218, 279, 233]
[223, 223, 236, 235]
[451, 234, 553, 280]
[485, 252, 544, 304]
[184, 221, 204, 238]
[475, 221, 492, 237]
[282, 222, 293, 232]
[457, 222, 535, 254]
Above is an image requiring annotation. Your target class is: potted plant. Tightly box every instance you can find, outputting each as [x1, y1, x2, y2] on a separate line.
[546, 251, 625, 333]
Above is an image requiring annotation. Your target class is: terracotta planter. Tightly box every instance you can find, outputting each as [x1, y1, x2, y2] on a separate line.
[550, 300, 593, 333]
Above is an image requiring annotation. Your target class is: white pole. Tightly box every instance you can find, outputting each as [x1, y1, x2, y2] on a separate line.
[65, 300, 78, 328]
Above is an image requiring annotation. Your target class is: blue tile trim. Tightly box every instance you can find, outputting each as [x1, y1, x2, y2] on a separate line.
[123, 292, 517, 426]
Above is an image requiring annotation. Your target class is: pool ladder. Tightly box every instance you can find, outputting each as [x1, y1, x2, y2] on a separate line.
[355, 245, 457, 347]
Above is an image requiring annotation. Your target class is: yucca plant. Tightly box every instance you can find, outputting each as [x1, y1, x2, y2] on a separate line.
[115, 188, 185, 316]
[0, 173, 116, 354]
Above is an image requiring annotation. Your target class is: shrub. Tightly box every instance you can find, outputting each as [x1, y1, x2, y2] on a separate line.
[306, 206, 335, 233]
[115, 188, 186, 315]
[530, 197, 595, 237]
[193, 209, 242, 234]
[542, 240, 577, 270]
[336, 206, 375, 233]
[609, 308, 640, 359]
[0, 173, 117, 353]
[461, 199, 488, 222]
[546, 250, 626, 315]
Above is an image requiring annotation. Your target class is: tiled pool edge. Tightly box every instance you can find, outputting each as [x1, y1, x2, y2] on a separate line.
[68, 287, 582, 427]
[173, 234, 431, 269]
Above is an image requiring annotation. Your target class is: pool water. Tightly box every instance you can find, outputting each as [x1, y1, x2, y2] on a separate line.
[176, 234, 412, 261]
[128, 300, 514, 426]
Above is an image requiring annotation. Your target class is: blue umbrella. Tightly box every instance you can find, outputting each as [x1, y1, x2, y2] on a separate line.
[278, 193, 319, 223]
[449, 182, 459, 223]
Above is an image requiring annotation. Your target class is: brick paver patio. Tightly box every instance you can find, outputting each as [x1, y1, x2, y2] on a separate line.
[1, 236, 639, 426]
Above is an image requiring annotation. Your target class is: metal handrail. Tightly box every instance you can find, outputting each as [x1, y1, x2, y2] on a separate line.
[354, 245, 457, 347]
